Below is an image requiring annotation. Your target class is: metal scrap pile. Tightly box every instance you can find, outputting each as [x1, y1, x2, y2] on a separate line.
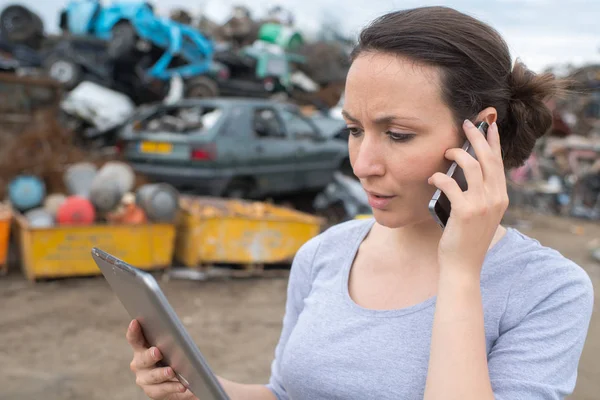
[0, 1, 355, 161]
[506, 64, 600, 221]
[192, 4, 351, 109]
[503, 63, 600, 262]
[0, 2, 352, 112]
[0, 73, 84, 199]
[0, 108, 88, 199]
[0, 71, 177, 229]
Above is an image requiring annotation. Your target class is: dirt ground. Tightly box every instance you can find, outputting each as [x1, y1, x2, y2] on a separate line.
[0, 210, 598, 400]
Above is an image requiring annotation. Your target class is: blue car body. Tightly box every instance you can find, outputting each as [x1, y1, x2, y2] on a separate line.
[60, 0, 214, 81]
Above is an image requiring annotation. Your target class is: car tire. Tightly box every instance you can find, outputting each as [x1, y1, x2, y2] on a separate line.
[108, 22, 137, 61]
[0, 5, 42, 43]
[222, 178, 255, 199]
[43, 55, 83, 90]
[185, 76, 219, 98]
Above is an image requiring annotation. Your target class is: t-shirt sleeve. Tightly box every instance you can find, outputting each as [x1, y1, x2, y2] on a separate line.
[488, 255, 594, 399]
[265, 234, 321, 400]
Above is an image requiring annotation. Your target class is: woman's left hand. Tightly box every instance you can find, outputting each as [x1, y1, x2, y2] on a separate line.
[428, 119, 509, 277]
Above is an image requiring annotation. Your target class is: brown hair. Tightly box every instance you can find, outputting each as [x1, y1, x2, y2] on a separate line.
[351, 6, 565, 169]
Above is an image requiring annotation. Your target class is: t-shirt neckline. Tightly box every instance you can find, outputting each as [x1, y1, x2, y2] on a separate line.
[339, 219, 515, 318]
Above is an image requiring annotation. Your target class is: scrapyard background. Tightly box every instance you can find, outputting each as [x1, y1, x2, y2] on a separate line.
[0, 1, 598, 399]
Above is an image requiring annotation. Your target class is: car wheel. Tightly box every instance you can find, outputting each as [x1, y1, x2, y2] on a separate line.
[108, 22, 137, 60]
[0, 5, 41, 43]
[185, 76, 219, 98]
[222, 178, 255, 199]
[43, 55, 83, 90]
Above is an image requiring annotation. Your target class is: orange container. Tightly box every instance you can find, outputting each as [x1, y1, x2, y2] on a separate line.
[0, 207, 11, 274]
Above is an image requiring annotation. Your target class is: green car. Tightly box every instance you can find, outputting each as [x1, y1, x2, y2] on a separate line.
[118, 98, 351, 198]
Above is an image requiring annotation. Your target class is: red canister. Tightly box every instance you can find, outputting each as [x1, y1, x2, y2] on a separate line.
[56, 196, 96, 225]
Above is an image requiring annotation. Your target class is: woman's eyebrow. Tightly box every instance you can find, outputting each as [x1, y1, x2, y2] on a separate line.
[341, 110, 423, 125]
[341, 110, 359, 122]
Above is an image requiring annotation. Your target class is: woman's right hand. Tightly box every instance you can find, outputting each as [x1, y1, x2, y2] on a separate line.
[126, 319, 198, 400]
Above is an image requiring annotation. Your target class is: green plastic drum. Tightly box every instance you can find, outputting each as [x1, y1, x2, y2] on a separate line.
[258, 23, 304, 50]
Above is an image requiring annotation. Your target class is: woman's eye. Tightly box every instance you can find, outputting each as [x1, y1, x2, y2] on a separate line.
[388, 132, 415, 142]
[346, 127, 363, 137]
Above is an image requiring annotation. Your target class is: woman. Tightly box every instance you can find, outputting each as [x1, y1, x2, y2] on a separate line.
[126, 6, 594, 399]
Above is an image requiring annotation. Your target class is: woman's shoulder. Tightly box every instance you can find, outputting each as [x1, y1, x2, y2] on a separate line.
[494, 227, 592, 282]
[291, 218, 374, 276]
[490, 227, 594, 324]
[301, 218, 374, 256]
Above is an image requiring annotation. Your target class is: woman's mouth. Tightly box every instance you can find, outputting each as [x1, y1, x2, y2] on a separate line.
[366, 191, 396, 209]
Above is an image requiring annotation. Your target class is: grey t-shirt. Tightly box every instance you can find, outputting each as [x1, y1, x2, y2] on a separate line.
[266, 219, 594, 400]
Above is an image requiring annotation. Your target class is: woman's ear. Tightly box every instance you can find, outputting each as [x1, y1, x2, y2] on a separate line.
[475, 107, 497, 125]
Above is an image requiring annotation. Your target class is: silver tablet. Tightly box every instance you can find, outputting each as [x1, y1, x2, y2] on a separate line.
[91, 247, 229, 400]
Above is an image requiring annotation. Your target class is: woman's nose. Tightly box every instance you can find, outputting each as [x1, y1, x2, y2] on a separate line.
[351, 135, 385, 178]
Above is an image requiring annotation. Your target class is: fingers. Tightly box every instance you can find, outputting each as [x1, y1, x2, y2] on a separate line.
[143, 381, 188, 399]
[126, 320, 147, 351]
[136, 366, 176, 385]
[444, 148, 483, 192]
[132, 346, 163, 371]
[487, 121, 503, 159]
[463, 119, 492, 158]
[429, 172, 463, 205]
[126, 320, 188, 399]
[126, 320, 164, 371]
[463, 119, 501, 179]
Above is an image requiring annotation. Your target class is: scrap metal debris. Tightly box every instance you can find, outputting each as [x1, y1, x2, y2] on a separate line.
[313, 172, 371, 224]
[0, 1, 598, 232]
[0, 3, 353, 108]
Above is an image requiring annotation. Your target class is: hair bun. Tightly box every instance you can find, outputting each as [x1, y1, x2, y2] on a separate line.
[500, 59, 564, 168]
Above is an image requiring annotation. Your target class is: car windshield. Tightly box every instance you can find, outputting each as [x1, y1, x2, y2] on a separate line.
[141, 105, 223, 133]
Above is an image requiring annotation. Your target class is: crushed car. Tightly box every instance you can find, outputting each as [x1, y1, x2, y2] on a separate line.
[59, 0, 216, 98]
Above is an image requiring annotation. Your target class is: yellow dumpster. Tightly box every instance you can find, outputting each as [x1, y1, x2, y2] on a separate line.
[175, 197, 324, 267]
[0, 205, 11, 275]
[15, 214, 175, 281]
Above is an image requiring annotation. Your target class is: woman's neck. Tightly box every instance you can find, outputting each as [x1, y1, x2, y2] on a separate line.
[371, 219, 507, 268]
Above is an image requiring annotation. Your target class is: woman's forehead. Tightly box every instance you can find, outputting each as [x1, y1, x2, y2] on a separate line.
[344, 53, 448, 122]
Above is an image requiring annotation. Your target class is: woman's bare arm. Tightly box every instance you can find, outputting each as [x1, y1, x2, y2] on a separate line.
[423, 270, 494, 400]
[217, 377, 277, 400]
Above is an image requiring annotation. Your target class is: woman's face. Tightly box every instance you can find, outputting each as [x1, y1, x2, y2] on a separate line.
[344, 52, 462, 229]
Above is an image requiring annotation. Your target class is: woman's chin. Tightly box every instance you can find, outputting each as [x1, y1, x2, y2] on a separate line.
[370, 208, 432, 229]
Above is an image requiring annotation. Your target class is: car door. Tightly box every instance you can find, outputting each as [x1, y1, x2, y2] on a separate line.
[278, 108, 345, 191]
[232, 106, 298, 196]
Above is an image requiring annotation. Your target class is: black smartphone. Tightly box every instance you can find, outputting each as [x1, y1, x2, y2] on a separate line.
[428, 121, 489, 229]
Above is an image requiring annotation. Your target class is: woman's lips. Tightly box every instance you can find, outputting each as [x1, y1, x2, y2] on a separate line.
[366, 191, 396, 209]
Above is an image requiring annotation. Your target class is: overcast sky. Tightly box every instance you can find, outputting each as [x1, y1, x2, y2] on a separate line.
[2, 0, 599, 73]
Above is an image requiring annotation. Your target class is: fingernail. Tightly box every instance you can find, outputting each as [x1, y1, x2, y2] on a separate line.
[165, 368, 172, 377]
[491, 121, 497, 130]
[129, 320, 135, 330]
[151, 348, 157, 359]
[464, 119, 474, 127]
[179, 384, 186, 392]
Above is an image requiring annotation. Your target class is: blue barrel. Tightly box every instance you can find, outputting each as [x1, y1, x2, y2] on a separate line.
[8, 175, 46, 212]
